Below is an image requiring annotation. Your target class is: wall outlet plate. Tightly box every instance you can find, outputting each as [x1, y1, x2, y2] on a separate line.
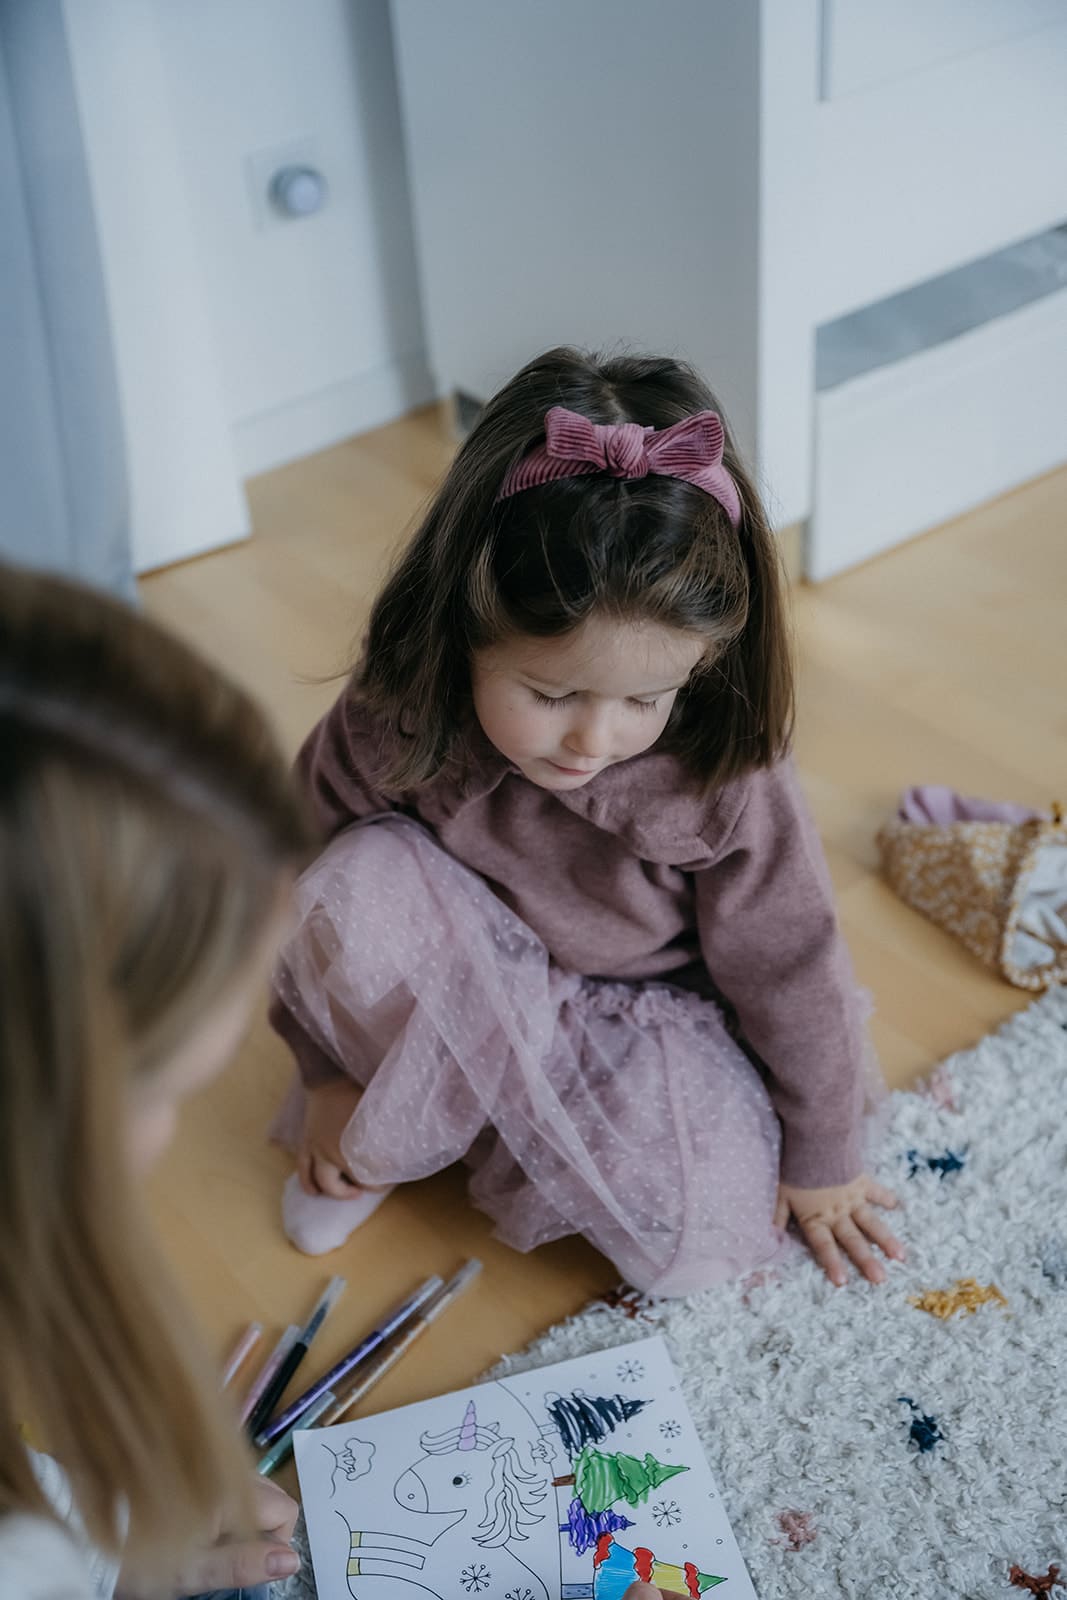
[245, 136, 321, 230]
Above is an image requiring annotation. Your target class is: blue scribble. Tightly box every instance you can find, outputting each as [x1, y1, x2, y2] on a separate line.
[906, 1148, 966, 1180]
[1039, 1236, 1067, 1289]
[898, 1396, 945, 1454]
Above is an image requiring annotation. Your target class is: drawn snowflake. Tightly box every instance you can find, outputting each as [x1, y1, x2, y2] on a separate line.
[505, 1590, 535, 1600]
[616, 1358, 645, 1384]
[461, 1563, 491, 1593]
[652, 1499, 682, 1528]
[659, 1418, 682, 1440]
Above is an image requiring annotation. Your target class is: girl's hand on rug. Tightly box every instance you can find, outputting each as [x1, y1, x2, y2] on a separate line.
[775, 1174, 905, 1287]
[297, 1076, 365, 1198]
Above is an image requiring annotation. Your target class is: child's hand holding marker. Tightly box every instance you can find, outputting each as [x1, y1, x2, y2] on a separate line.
[774, 1174, 905, 1286]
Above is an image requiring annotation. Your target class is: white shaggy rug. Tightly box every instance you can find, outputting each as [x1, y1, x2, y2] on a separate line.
[283, 989, 1067, 1599]
[492, 988, 1067, 1599]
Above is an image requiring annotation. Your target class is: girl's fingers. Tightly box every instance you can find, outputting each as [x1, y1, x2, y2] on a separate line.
[865, 1180, 899, 1211]
[773, 1190, 789, 1231]
[802, 1220, 847, 1287]
[855, 1203, 907, 1262]
[311, 1153, 360, 1199]
[310, 1158, 351, 1196]
[252, 1476, 300, 1543]
[834, 1218, 885, 1284]
[179, 1538, 300, 1592]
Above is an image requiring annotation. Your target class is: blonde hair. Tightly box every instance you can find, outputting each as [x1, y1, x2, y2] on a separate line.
[0, 564, 313, 1580]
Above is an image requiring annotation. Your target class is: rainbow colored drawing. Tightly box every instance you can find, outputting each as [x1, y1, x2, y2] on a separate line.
[561, 1533, 725, 1597]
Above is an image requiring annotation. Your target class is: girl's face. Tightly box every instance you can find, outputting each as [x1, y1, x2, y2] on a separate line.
[126, 900, 289, 1175]
[471, 614, 706, 791]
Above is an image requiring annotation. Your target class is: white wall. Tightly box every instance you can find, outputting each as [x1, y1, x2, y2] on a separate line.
[156, 0, 433, 479]
[391, 0, 825, 528]
[391, 0, 767, 499]
[64, 0, 432, 571]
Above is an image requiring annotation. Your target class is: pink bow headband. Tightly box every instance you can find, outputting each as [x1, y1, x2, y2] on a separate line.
[496, 405, 741, 527]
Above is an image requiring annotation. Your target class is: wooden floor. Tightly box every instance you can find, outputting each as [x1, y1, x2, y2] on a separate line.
[142, 405, 1067, 1446]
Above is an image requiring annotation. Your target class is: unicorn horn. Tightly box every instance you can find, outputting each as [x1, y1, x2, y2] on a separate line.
[458, 1401, 478, 1451]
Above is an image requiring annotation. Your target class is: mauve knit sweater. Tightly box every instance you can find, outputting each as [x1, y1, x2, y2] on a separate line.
[270, 693, 867, 1189]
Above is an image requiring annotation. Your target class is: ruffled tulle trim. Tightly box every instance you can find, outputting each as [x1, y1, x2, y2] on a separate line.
[556, 974, 717, 1032]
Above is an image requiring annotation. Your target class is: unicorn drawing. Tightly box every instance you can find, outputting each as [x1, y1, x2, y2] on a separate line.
[339, 1399, 552, 1599]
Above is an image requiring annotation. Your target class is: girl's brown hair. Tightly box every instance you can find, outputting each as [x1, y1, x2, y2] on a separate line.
[357, 346, 794, 791]
[0, 564, 312, 1580]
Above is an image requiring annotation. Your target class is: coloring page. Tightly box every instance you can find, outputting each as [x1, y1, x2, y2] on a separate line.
[294, 1335, 757, 1600]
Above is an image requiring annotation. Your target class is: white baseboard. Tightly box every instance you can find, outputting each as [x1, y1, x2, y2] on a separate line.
[232, 351, 438, 480]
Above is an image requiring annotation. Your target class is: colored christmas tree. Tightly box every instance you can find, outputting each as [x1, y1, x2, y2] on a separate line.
[565, 1534, 725, 1598]
[560, 1496, 636, 1555]
[553, 1446, 688, 1513]
[548, 1390, 648, 1454]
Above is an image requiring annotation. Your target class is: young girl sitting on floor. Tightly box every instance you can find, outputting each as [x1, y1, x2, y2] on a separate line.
[0, 565, 310, 1599]
[270, 346, 904, 1296]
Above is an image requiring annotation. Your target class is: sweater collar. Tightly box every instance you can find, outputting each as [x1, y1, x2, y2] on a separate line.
[450, 723, 726, 866]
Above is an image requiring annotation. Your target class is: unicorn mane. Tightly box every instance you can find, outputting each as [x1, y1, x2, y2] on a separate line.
[416, 1401, 548, 1548]
[474, 1438, 548, 1549]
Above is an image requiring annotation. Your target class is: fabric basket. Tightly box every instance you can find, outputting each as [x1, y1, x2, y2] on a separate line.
[877, 799, 1066, 991]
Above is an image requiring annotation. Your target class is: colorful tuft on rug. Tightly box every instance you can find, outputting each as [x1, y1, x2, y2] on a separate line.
[491, 988, 1067, 1599]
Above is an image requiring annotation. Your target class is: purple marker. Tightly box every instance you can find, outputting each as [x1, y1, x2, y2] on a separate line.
[254, 1274, 444, 1447]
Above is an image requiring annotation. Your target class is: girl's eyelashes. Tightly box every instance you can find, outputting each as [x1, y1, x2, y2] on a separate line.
[527, 687, 661, 712]
[530, 689, 574, 708]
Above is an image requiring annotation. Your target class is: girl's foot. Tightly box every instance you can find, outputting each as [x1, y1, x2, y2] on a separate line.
[281, 1172, 394, 1255]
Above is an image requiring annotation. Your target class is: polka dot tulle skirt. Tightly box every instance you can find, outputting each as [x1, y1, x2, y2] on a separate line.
[271, 816, 783, 1295]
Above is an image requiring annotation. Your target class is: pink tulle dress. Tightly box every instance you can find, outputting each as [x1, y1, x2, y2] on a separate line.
[269, 691, 876, 1295]
[271, 815, 783, 1295]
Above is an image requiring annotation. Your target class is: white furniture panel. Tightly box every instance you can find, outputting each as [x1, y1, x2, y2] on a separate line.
[821, 0, 1064, 101]
[155, 0, 432, 480]
[756, 1, 821, 529]
[815, 22, 1067, 323]
[810, 288, 1067, 579]
[64, 0, 249, 573]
